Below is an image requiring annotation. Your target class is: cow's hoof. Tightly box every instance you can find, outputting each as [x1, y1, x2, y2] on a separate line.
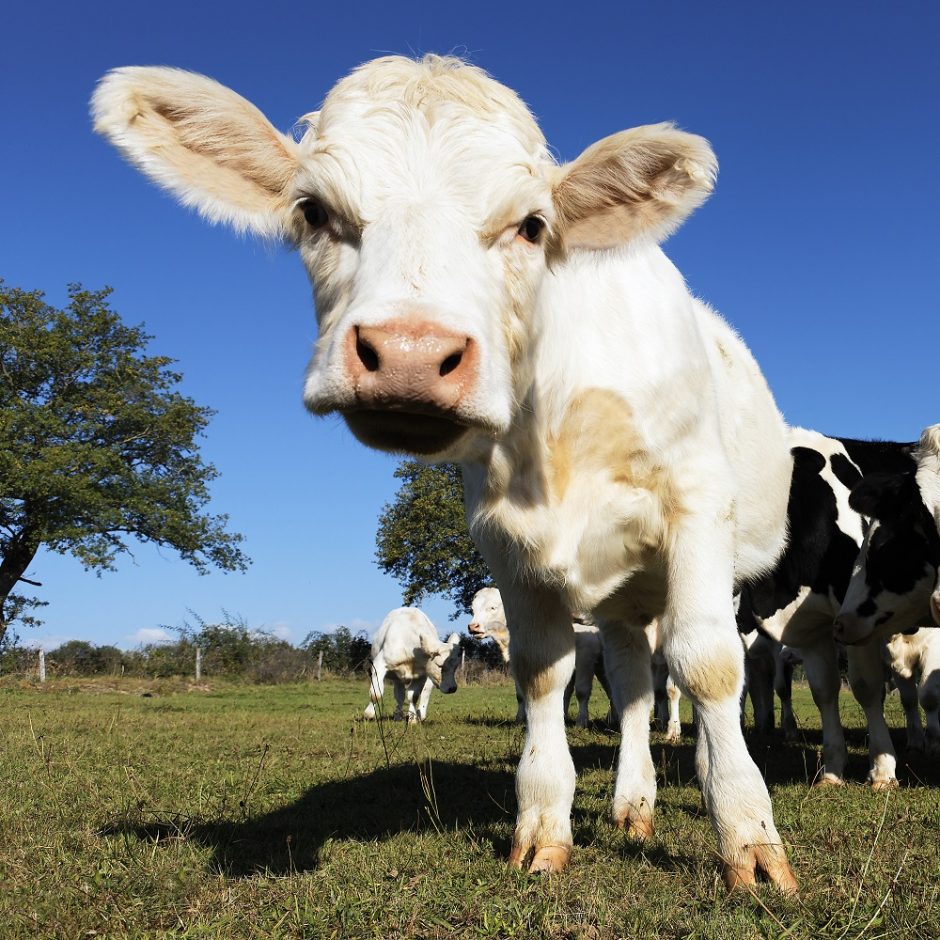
[664, 727, 681, 744]
[870, 777, 899, 791]
[723, 843, 798, 896]
[613, 801, 654, 841]
[529, 844, 571, 873]
[814, 774, 845, 788]
[508, 841, 571, 873]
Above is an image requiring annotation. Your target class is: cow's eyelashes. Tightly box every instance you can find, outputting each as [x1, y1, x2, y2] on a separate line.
[299, 197, 330, 230]
[517, 215, 545, 243]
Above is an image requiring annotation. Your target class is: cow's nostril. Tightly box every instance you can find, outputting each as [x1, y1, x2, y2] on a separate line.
[356, 333, 380, 372]
[439, 351, 463, 377]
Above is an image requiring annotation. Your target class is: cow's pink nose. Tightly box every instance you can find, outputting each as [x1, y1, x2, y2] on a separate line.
[345, 319, 477, 413]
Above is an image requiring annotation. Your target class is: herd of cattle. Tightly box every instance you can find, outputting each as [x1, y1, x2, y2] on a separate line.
[92, 53, 940, 891]
[366, 422, 940, 793]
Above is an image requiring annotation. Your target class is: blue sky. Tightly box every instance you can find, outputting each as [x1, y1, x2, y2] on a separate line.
[3, 1, 938, 651]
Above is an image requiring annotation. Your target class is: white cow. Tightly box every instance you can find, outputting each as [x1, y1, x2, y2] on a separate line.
[885, 629, 940, 755]
[363, 607, 461, 722]
[93, 54, 797, 891]
[467, 587, 609, 727]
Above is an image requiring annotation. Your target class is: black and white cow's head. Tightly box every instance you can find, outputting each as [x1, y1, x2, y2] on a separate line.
[836, 426, 940, 644]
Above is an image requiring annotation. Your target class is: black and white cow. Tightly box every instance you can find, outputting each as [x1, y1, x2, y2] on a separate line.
[837, 425, 940, 641]
[737, 427, 927, 788]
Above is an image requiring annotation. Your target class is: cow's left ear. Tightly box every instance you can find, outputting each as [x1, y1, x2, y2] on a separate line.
[419, 633, 440, 656]
[553, 123, 717, 251]
[91, 66, 302, 238]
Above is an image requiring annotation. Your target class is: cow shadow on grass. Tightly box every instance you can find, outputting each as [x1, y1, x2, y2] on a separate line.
[101, 759, 517, 878]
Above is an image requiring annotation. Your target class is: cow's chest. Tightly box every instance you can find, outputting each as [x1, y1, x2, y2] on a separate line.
[472, 388, 676, 613]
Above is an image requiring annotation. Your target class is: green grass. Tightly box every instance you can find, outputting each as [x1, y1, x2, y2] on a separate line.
[1, 675, 939, 939]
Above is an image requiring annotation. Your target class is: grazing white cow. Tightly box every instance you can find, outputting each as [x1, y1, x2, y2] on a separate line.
[92, 55, 797, 891]
[467, 587, 609, 727]
[363, 607, 461, 722]
[885, 629, 940, 755]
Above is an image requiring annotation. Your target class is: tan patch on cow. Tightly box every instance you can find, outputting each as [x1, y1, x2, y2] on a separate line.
[549, 388, 684, 530]
[680, 647, 741, 703]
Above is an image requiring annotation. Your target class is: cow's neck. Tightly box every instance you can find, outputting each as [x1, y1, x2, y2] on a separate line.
[461, 244, 694, 611]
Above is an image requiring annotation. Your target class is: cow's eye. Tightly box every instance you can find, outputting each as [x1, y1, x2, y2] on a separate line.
[517, 215, 545, 243]
[300, 198, 330, 230]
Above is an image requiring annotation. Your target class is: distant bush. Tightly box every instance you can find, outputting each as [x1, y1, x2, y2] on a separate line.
[47, 640, 125, 676]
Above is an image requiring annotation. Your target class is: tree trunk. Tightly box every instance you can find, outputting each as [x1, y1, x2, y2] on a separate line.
[0, 528, 40, 646]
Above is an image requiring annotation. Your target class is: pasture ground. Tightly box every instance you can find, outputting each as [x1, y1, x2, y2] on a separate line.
[1, 675, 939, 939]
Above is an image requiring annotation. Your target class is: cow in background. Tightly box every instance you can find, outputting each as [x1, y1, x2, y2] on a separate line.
[364, 608, 461, 722]
[468, 587, 610, 727]
[885, 629, 940, 755]
[738, 427, 935, 788]
[838, 425, 940, 640]
[740, 629, 799, 739]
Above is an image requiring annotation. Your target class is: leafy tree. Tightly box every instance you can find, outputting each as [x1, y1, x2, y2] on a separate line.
[375, 461, 490, 618]
[301, 625, 371, 673]
[0, 282, 249, 642]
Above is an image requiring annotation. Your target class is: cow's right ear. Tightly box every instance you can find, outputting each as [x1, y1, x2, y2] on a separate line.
[552, 122, 717, 251]
[849, 472, 918, 521]
[91, 67, 302, 238]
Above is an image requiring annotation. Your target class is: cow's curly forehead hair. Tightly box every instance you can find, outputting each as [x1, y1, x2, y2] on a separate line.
[298, 54, 550, 160]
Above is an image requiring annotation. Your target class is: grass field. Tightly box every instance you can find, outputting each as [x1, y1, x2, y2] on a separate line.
[1, 675, 939, 939]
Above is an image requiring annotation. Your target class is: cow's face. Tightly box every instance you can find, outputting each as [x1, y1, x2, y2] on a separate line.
[93, 56, 716, 459]
[835, 469, 940, 644]
[467, 587, 507, 642]
[425, 632, 461, 694]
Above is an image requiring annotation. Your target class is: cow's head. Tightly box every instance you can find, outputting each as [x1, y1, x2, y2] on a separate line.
[422, 631, 461, 694]
[835, 426, 940, 644]
[467, 586, 508, 640]
[92, 55, 716, 459]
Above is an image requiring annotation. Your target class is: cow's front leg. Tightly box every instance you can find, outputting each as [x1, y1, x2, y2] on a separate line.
[600, 622, 657, 839]
[800, 638, 848, 784]
[664, 518, 797, 894]
[502, 586, 577, 873]
[846, 643, 898, 789]
[411, 677, 432, 722]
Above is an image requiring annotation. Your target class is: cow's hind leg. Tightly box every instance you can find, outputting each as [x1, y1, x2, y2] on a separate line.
[501, 585, 576, 873]
[895, 671, 925, 752]
[602, 622, 657, 839]
[665, 519, 796, 894]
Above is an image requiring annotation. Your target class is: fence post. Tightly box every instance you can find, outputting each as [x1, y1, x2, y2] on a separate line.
[195, 646, 202, 681]
[460, 648, 466, 677]
[38, 649, 46, 683]
[317, 650, 324, 681]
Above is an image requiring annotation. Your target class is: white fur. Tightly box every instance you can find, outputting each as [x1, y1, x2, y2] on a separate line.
[93, 54, 795, 889]
[363, 607, 460, 722]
